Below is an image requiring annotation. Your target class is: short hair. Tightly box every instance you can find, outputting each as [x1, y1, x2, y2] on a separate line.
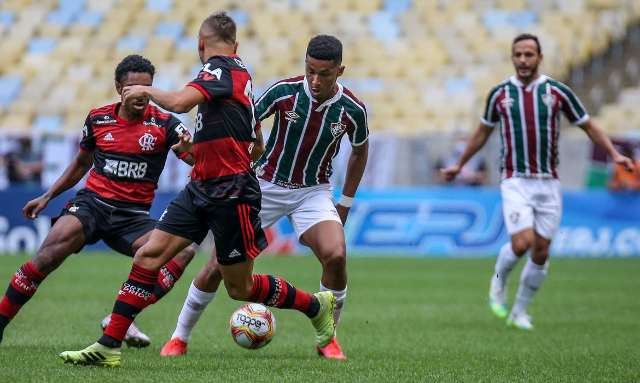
[201, 11, 236, 44]
[512, 33, 542, 54]
[306, 35, 342, 64]
[114, 54, 155, 83]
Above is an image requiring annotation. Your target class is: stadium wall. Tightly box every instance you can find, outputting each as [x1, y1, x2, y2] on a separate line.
[1, 186, 638, 257]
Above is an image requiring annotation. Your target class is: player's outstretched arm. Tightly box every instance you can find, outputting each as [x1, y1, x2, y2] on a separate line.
[580, 120, 633, 171]
[336, 141, 368, 224]
[123, 85, 205, 114]
[441, 123, 493, 181]
[23, 149, 93, 219]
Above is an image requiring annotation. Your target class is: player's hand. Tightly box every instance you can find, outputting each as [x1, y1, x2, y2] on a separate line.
[613, 154, 634, 172]
[440, 164, 461, 181]
[172, 132, 193, 154]
[23, 195, 50, 220]
[336, 204, 350, 225]
[122, 85, 149, 104]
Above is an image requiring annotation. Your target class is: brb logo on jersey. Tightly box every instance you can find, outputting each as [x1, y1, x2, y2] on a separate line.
[138, 132, 157, 151]
[104, 159, 148, 179]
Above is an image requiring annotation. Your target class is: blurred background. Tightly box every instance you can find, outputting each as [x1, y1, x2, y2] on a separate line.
[0, 0, 639, 256]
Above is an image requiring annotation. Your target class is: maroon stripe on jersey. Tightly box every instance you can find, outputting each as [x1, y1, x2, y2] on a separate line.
[317, 138, 340, 184]
[191, 137, 251, 180]
[496, 90, 514, 178]
[290, 108, 324, 185]
[549, 88, 563, 178]
[263, 98, 296, 182]
[523, 89, 538, 174]
[85, 170, 156, 204]
[187, 82, 212, 101]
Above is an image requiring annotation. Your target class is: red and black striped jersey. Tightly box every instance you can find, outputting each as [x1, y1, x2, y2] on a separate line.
[80, 103, 187, 206]
[186, 54, 260, 200]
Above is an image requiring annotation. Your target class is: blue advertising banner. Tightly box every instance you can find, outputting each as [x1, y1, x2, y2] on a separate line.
[1, 187, 639, 256]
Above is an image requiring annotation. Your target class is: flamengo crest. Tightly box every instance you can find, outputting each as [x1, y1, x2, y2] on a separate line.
[139, 132, 157, 151]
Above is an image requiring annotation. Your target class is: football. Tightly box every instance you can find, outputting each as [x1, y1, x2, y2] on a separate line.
[229, 303, 276, 349]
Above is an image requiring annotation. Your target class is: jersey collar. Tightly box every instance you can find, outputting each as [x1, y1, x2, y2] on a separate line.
[509, 74, 548, 92]
[303, 78, 344, 112]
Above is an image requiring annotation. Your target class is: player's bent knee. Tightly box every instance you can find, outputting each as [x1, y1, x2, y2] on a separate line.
[320, 246, 346, 270]
[225, 280, 252, 301]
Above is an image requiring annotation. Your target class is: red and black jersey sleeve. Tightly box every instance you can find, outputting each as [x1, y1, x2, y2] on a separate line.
[165, 115, 190, 155]
[188, 58, 234, 101]
[80, 114, 96, 151]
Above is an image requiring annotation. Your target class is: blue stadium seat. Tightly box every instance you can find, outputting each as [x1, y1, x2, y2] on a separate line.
[28, 38, 57, 55]
[177, 36, 196, 51]
[368, 11, 400, 42]
[155, 21, 184, 40]
[0, 10, 14, 27]
[146, 0, 173, 12]
[117, 35, 147, 51]
[33, 115, 63, 132]
[75, 10, 104, 27]
[0, 76, 22, 107]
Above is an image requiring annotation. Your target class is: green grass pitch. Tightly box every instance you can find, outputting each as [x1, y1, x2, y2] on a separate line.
[0, 253, 638, 382]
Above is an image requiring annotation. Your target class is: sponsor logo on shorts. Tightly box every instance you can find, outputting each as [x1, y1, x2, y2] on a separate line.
[228, 249, 242, 258]
[68, 205, 79, 213]
[509, 212, 520, 224]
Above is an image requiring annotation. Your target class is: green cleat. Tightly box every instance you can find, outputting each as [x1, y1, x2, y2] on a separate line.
[489, 299, 509, 319]
[310, 292, 336, 348]
[59, 342, 121, 367]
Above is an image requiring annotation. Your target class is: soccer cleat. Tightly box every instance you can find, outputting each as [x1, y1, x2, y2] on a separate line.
[59, 342, 121, 367]
[101, 315, 151, 348]
[507, 311, 534, 331]
[160, 337, 188, 357]
[317, 337, 347, 360]
[310, 291, 336, 348]
[489, 277, 508, 319]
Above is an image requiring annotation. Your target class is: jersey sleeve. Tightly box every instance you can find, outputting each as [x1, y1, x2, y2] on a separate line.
[254, 82, 287, 121]
[481, 86, 501, 127]
[79, 114, 96, 151]
[555, 82, 589, 125]
[346, 105, 369, 147]
[187, 59, 233, 101]
[166, 115, 190, 153]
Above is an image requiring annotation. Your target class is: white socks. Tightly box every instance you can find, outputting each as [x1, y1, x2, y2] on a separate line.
[320, 282, 347, 326]
[492, 242, 522, 293]
[512, 259, 548, 315]
[171, 281, 216, 342]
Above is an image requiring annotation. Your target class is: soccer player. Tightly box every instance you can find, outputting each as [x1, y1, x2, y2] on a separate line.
[159, 35, 368, 360]
[441, 34, 633, 330]
[0, 55, 197, 346]
[59, 12, 336, 367]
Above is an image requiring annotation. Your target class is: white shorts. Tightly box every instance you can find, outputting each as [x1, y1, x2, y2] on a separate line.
[258, 178, 342, 239]
[500, 177, 562, 239]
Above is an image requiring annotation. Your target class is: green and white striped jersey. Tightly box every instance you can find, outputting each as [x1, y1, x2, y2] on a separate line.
[481, 75, 589, 179]
[254, 76, 368, 188]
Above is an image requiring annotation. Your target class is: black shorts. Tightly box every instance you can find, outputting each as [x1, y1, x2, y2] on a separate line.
[156, 184, 267, 265]
[57, 189, 155, 256]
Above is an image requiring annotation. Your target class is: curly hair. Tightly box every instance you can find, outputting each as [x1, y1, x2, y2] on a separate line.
[306, 35, 342, 64]
[114, 54, 155, 83]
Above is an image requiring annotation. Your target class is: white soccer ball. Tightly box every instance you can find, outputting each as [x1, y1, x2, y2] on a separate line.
[229, 303, 276, 349]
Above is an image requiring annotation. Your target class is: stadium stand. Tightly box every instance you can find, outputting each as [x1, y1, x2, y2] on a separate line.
[0, 0, 639, 135]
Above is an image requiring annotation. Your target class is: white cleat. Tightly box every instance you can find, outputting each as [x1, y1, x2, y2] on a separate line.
[101, 315, 151, 348]
[507, 311, 534, 331]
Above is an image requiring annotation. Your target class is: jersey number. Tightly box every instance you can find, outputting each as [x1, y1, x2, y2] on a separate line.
[202, 64, 222, 80]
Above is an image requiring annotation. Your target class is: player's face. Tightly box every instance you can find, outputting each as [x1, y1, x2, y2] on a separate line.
[512, 39, 542, 82]
[305, 56, 345, 102]
[117, 72, 153, 115]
